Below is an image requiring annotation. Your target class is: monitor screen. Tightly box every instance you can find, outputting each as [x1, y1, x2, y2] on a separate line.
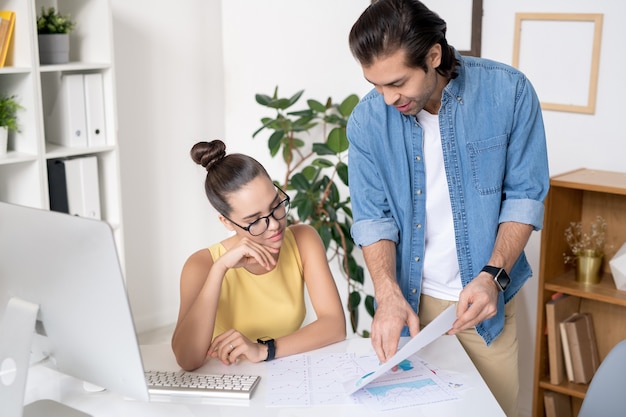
[0, 202, 149, 416]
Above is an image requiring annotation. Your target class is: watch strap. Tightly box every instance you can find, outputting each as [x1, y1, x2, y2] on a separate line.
[257, 338, 276, 361]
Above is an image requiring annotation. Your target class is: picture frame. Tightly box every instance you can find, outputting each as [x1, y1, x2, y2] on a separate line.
[512, 13, 603, 114]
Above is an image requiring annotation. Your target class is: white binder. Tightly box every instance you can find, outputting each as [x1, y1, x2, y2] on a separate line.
[84, 73, 107, 147]
[46, 74, 88, 147]
[63, 156, 102, 219]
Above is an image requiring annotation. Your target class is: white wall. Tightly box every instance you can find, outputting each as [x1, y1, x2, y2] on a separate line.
[111, 0, 227, 331]
[111, 1, 626, 416]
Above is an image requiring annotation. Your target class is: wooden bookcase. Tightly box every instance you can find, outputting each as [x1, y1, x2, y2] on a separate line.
[532, 168, 626, 417]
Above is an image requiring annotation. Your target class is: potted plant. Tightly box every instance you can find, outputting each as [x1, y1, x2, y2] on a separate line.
[254, 87, 374, 336]
[36, 6, 76, 65]
[0, 94, 22, 156]
[563, 215, 608, 284]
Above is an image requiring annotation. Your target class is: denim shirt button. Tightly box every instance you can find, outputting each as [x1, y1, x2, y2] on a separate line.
[415, 155, 421, 162]
[414, 256, 420, 262]
[416, 189, 422, 195]
[416, 223, 422, 229]
[411, 288, 418, 294]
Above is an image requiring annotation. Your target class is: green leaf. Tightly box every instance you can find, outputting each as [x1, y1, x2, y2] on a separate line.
[287, 90, 305, 107]
[318, 224, 332, 250]
[365, 295, 376, 318]
[290, 173, 310, 191]
[297, 197, 314, 222]
[301, 166, 317, 181]
[312, 158, 334, 168]
[268, 130, 284, 155]
[312, 143, 335, 156]
[308, 99, 326, 113]
[337, 162, 349, 186]
[255, 94, 273, 106]
[327, 128, 349, 153]
[339, 94, 360, 117]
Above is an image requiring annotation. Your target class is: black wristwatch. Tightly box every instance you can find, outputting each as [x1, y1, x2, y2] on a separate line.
[481, 265, 511, 292]
[257, 337, 276, 361]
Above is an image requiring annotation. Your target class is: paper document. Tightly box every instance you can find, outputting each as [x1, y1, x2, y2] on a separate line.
[344, 304, 457, 395]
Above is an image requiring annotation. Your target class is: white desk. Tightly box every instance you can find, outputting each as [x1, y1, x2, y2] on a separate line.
[25, 335, 504, 416]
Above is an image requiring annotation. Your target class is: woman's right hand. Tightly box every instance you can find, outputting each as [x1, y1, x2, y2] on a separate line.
[215, 237, 279, 271]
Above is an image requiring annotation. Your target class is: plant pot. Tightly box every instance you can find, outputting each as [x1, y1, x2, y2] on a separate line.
[576, 249, 603, 285]
[38, 33, 70, 65]
[0, 126, 8, 156]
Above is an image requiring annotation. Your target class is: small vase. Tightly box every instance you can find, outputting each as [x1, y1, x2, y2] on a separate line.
[38, 33, 70, 65]
[576, 249, 603, 285]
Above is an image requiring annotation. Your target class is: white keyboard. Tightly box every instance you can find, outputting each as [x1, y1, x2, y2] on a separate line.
[145, 370, 261, 400]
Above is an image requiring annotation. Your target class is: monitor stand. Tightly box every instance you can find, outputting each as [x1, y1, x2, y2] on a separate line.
[0, 297, 91, 417]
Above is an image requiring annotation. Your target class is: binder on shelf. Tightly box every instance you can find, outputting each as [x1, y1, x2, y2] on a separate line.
[545, 294, 580, 385]
[84, 73, 107, 147]
[543, 391, 572, 417]
[561, 312, 600, 384]
[0, 10, 15, 68]
[45, 74, 88, 148]
[47, 156, 102, 220]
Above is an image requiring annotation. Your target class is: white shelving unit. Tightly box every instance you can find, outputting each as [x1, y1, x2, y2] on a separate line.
[0, 0, 124, 263]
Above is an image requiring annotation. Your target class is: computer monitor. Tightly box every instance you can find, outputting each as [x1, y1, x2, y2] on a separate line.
[0, 202, 149, 417]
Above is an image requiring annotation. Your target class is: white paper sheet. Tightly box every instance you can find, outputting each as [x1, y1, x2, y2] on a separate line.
[344, 304, 457, 395]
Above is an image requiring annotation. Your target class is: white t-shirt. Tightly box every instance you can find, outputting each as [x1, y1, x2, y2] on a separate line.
[416, 109, 462, 301]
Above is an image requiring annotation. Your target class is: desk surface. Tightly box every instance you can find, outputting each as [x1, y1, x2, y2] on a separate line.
[25, 335, 504, 416]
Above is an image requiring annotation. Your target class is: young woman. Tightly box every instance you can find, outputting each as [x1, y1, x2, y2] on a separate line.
[172, 140, 346, 371]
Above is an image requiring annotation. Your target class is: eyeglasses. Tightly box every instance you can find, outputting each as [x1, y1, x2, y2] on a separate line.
[223, 186, 291, 236]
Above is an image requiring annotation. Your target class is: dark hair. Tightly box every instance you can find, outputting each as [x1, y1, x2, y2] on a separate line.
[349, 0, 458, 79]
[190, 140, 270, 216]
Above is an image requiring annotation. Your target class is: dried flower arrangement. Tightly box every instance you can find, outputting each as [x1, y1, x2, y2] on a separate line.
[563, 215, 607, 265]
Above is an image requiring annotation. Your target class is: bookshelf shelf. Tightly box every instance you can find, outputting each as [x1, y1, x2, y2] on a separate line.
[0, 0, 124, 262]
[532, 168, 626, 417]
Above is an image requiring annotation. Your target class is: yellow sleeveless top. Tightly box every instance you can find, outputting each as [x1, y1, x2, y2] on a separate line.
[209, 227, 305, 341]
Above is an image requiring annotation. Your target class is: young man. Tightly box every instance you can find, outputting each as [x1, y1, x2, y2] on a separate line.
[346, 1, 549, 415]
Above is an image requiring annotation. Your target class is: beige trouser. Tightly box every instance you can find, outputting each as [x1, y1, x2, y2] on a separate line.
[419, 294, 519, 417]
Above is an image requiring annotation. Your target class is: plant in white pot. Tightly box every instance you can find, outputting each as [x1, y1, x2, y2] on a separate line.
[37, 7, 76, 65]
[0, 94, 22, 156]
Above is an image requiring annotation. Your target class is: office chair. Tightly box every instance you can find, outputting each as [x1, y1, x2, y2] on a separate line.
[577, 339, 626, 417]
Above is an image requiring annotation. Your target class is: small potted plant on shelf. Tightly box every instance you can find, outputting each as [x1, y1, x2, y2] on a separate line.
[0, 94, 22, 156]
[36, 6, 76, 65]
[563, 215, 608, 284]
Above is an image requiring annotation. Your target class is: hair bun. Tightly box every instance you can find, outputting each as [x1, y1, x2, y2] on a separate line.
[190, 140, 227, 171]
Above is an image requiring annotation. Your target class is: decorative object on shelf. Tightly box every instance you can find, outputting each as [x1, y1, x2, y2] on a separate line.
[0, 94, 22, 156]
[0, 10, 16, 67]
[36, 6, 76, 65]
[609, 242, 626, 290]
[253, 87, 374, 336]
[563, 215, 607, 284]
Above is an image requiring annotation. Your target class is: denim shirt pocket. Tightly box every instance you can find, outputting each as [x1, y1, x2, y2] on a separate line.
[467, 134, 508, 195]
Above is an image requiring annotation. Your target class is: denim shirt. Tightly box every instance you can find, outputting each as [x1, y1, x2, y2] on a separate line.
[347, 53, 549, 345]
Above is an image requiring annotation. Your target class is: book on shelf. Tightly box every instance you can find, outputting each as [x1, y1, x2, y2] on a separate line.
[545, 293, 580, 385]
[543, 391, 572, 417]
[0, 10, 15, 68]
[560, 312, 600, 384]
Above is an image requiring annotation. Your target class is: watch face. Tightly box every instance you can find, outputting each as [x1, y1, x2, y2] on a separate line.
[497, 272, 510, 291]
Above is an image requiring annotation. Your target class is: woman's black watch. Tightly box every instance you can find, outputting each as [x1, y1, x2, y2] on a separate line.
[257, 337, 276, 361]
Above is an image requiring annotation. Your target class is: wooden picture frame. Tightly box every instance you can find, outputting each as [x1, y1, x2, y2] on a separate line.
[457, 0, 482, 57]
[512, 13, 603, 114]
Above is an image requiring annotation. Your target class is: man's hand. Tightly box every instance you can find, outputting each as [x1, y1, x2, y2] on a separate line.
[370, 291, 420, 364]
[449, 272, 499, 334]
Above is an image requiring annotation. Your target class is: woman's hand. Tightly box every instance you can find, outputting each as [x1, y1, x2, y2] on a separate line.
[208, 329, 268, 365]
[215, 237, 279, 271]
